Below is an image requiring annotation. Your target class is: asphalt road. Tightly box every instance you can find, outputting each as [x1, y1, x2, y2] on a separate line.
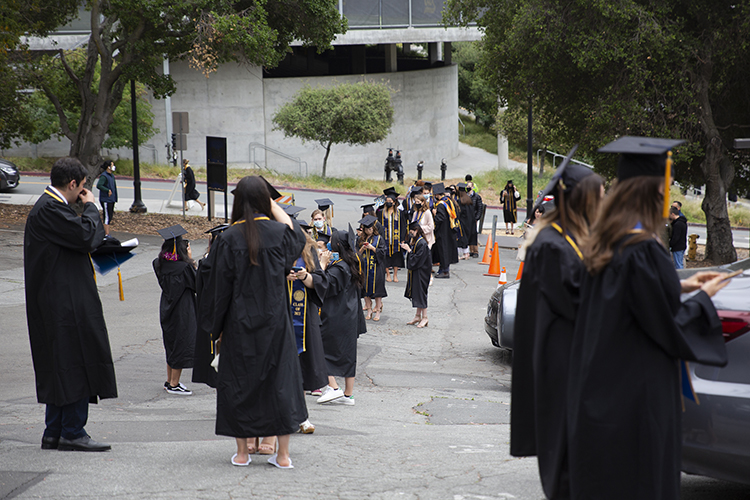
[1, 192, 749, 498]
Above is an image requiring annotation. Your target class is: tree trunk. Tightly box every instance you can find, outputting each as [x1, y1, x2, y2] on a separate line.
[321, 141, 332, 178]
[539, 147, 546, 177]
[694, 51, 736, 264]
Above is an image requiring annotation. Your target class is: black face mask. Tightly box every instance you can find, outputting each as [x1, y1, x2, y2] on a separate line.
[385, 201, 393, 207]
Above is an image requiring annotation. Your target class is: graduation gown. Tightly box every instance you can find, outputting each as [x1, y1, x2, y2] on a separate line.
[24, 190, 117, 406]
[510, 224, 585, 499]
[502, 188, 519, 223]
[433, 200, 459, 267]
[207, 218, 307, 438]
[404, 236, 431, 309]
[192, 255, 218, 388]
[289, 255, 330, 392]
[153, 258, 197, 369]
[566, 237, 727, 500]
[183, 166, 201, 201]
[359, 234, 388, 298]
[455, 200, 471, 248]
[378, 208, 406, 268]
[320, 260, 366, 378]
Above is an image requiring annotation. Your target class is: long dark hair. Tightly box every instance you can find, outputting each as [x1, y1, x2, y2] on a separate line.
[584, 175, 664, 275]
[231, 176, 274, 266]
[408, 223, 425, 246]
[330, 229, 365, 287]
[157, 237, 194, 268]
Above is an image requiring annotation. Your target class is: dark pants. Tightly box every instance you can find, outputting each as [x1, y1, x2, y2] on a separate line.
[44, 398, 89, 440]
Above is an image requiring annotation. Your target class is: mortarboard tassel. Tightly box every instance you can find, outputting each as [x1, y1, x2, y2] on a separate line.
[117, 267, 124, 301]
[663, 151, 672, 219]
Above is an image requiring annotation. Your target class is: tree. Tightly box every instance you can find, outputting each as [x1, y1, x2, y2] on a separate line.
[6, 0, 347, 181]
[444, 0, 750, 264]
[272, 82, 394, 178]
[453, 42, 497, 127]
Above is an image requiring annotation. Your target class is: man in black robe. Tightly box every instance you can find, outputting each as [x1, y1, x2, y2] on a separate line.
[432, 183, 459, 278]
[25, 157, 117, 452]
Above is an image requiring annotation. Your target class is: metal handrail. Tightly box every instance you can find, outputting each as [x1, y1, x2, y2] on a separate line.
[249, 142, 308, 176]
[536, 149, 594, 170]
[458, 116, 465, 137]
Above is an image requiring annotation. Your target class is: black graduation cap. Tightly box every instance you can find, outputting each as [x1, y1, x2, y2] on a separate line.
[408, 220, 422, 230]
[361, 203, 376, 211]
[424, 182, 433, 188]
[598, 136, 685, 181]
[347, 224, 357, 251]
[383, 187, 399, 200]
[458, 182, 468, 191]
[409, 185, 422, 195]
[230, 176, 282, 200]
[157, 225, 187, 241]
[315, 232, 331, 244]
[204, 223, 230, 235]
[90, 237, 138, 275]
[299, 223, 313, 232]
[432, 182, 446, 195]
[315, 198, 334, 211]
[358, 215, 378, 228]
[533, 145, 595, 212]
[282, 204, 305, 219]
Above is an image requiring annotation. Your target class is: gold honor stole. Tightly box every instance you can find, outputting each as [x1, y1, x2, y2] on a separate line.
[363, 235, 380, 295]
[551, 222, 583, 261]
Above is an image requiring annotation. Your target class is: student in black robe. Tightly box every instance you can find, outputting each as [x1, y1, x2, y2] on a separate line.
[510, 151, 605, 499]
[317, 227, 366, 406]
[153, 225, 197, 395]
[432, 183, 459, 278]
[401, 221, 431, 328]
[24, 157, 116, 452]
[192, 224, 229, 389]
[456, 184, 474, 260]
[501, 180, 520, 234]
[379, 188, 406, 282]
[205, 175, 306, 468]
[287, 232, 329, 433]
[182, 159, 206, 210]
[357, 215, 387, 321]
[567, 137, 732, 499]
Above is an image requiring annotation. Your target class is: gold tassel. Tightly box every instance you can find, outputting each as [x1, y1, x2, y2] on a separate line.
[118, 267, 124, 301]
[663, 151, 672, 219]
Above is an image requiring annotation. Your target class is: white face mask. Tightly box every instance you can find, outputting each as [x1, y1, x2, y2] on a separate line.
[110, 165, 116, 172]
[313, 220, 325, 229]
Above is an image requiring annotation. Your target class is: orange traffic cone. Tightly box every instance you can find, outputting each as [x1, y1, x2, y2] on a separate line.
[479, 234, 494, 265]
[516, 262, 524, 280]
[497, 267, 507, 286]
[484, 242, 502, 277]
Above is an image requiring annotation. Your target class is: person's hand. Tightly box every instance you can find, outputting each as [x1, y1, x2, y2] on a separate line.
[286, 271, 295, 281]
[367, 242, 375, 251]
[681, 271, 721, 293]
[400, 242, 410, 253]
[108, 189, 112, 196]
[699, 273, 732, 298]
[319, 250, 331, 267]
[79, 187, 95, 204]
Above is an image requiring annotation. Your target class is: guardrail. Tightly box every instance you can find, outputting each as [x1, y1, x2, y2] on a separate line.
[536, 149, 594, 170]
[249, 142, 308, 176]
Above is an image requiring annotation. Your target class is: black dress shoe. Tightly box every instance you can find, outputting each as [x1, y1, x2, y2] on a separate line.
[434, 272, 450, 279]
[41, 436, 59, 450]
[58, 435, 111, 452]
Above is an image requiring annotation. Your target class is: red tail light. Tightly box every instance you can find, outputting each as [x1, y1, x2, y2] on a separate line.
[719, 310, 750, 342]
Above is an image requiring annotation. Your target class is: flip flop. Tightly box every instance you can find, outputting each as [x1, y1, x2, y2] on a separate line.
[267, 454, 294, 469]
[231, 453, 251, 466]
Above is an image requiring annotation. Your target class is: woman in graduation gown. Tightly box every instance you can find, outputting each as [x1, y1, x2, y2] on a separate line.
[566, 137, 731, 499]
[287, 231, 330, 433]
[456, 185, 474, 260]
[379, 192, 405, 282]
[205, 175, 307, 468]
[410, 194, 435, 249]
[510, 157, 605, 499]
[317, 227, 366, 406]
[153, 232, 197, 395]
[401, 221, 431, 328]
[432, 183, 459, 278]
[357, 216, 388, 321]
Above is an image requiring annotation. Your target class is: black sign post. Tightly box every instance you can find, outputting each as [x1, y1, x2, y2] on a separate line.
[206, 136, 228, 222]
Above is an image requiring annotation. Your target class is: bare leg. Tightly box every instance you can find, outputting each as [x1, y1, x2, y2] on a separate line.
[328, 376, 339, 390]
[392, 267, 399, 282]
[373, 297, 383, 320]
[344, 377, 355, 397]
[234, 437, 249, 464]
[168, 367, 182, 387]
[364, 297, 372, 319]
[103, 224, 110, 236]
[276, 434, 291, 467]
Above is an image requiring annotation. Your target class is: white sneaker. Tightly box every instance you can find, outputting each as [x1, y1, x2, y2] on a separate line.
[299, 419, 315, 434]
[317, 386, 344, 404]
[330, 395, 355, 406]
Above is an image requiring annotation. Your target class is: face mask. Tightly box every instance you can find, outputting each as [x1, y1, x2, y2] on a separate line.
[326, 242, 332, 251]
[313, 220, 325, 229]
[385, 201, 393, 207]
[330, 252, 339, 261]
[111, 166, 116, 172]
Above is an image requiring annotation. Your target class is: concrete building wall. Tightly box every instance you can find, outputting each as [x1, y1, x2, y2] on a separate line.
[262, 64, 459, 178]
[4, 62, 459, 181]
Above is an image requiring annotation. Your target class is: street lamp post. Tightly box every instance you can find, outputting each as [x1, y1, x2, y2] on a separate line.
[129, 79, 147, 213]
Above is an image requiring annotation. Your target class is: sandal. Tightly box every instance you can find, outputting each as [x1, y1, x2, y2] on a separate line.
[373, 309, 381, 321]
[416, 318, 429, 328]
[247, 437, 259, 454]
[364, 308, 372, 320]
[407, 317, 421, 325]
[258, 437, 277, 455]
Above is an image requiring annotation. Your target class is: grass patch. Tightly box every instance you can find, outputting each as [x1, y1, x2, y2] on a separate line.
[459, 120, 498, 154]
[474, 167, 556, 208]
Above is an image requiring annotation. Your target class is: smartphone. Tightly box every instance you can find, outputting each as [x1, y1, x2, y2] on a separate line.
[291, 266, 305, 272]
[721, 269, 743, 281]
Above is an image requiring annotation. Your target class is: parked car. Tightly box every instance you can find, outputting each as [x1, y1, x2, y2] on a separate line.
[486, 259, 750, 485]
[0, 158, 20, 191]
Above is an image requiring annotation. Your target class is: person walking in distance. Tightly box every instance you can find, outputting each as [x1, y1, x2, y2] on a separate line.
[96, 160, 117, 238]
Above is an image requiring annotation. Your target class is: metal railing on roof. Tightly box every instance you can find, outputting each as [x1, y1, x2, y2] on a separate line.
[339, 0, 472, 29]
[537, 149, 594, 170]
